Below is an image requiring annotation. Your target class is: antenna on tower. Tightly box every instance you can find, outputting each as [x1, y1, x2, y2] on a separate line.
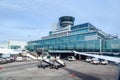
[52, 23, 57, 31]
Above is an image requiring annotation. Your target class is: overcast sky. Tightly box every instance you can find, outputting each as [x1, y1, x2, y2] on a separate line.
[0, 0, 120, 42]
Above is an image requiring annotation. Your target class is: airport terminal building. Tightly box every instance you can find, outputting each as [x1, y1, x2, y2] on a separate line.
[0, 40, 27, 50]
[27, 16, 120, 54]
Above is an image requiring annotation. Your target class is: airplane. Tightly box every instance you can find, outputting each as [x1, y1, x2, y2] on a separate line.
[0, 48, 40, 60]
[0, 48, 22, 54]
[0, 48, 23, 63]
[73, 51, 120, 64]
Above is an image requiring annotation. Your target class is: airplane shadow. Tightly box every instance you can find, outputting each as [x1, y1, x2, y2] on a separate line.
[63, 68, 102, 80]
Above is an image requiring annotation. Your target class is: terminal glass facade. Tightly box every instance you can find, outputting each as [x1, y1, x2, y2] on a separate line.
[27, 16, 120, 53]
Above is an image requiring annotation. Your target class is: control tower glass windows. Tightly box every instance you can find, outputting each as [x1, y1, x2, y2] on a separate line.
[59, 16, 75, 27]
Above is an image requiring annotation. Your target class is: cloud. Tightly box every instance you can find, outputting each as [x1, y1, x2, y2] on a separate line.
[0, 0, 120, 41]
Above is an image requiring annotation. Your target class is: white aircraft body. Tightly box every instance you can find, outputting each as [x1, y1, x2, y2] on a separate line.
[0, 48, 22, 54]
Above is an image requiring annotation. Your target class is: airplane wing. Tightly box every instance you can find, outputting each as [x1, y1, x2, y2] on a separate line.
[0, 48, 22, 54]
[73, 51, 120, 64]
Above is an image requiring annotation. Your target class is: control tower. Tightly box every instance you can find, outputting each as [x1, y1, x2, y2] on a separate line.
[59, 16, 75, 27]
